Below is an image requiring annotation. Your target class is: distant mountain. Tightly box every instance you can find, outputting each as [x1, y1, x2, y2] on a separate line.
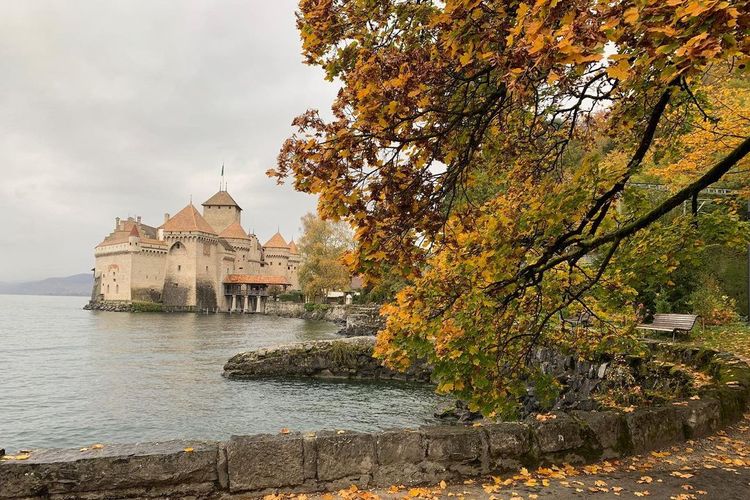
[0, 273, 92, 297]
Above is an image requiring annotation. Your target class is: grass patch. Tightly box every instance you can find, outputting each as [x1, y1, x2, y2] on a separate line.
[687, 323, 750, 360]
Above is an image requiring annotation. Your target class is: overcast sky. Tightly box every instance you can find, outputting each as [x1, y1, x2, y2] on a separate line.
[0, 0, 339, 282]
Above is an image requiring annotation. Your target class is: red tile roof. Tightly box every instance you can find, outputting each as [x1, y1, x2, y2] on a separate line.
[202, 190, 241, 209]
[223, 274, 290, 285]
[218, 222, 249, 240]
[288, 239, 299, 254]
[264, 231, 288, 248]
[162, 204, 216, 234]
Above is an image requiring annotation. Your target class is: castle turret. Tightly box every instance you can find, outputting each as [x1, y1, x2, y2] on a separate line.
[201, 190, 241, 234]
[127, 225, 140, 250]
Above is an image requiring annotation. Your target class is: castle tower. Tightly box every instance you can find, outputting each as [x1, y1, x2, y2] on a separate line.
[161, 203, 220, 311]
[262, 231, 290, 280]
[287, 239, 301, 290]
[201, 190, 242, 234]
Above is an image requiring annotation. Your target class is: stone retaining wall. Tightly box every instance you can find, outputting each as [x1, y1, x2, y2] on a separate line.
[3, 345, 749, 499]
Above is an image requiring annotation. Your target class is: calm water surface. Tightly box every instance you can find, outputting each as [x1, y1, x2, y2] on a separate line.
[0, 295, 444, 452]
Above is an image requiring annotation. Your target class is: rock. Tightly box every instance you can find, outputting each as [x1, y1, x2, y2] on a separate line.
[423, 426, 485, 476]
[373, 430, 426, 486]
[315, 431, 376, 486]
[676, 398, 721, 439]
[530, 413, 587, 455]
[625, 406, 685, 454]
[435, 400, 483, 423]
[223, 336, 431, 382]
[0, 440, 218, 499]
[572, 410, 630, 458]
[484, 422, 533, 471]
[226, 433, 304, 492]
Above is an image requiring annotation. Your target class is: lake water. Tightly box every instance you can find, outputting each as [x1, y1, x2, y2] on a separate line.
[0, 295, 444, 453]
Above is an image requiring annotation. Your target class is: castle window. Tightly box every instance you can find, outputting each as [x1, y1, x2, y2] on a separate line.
[178, 265, 181, 271]
[107, 284, 110, 293]
[175, 242, 181, 249]
[116, 284, 119, 293]
[206, 266, 209, 272]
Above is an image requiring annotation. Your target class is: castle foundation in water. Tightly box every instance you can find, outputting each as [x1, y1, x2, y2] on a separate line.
[90, 189, 300, 312]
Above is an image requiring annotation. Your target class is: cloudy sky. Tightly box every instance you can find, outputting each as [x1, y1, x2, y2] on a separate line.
[0, 0, 339, 282]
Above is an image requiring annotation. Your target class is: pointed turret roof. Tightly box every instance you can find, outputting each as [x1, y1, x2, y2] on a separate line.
[288, 239, 299, 254]
[162, 204, 216, 234]
[264, 231, 288, 248]
[129, 225, 140, 237]
[202, 190, 241, 210]
[218, 221, 249, 240]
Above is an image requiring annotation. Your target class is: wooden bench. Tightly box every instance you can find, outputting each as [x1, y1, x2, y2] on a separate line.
[636, 313, 700, 340]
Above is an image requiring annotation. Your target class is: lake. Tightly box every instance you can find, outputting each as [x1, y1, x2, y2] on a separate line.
[0, 295, 445, 453]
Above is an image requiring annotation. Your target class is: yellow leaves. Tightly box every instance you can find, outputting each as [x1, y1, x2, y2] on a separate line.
[535, 413, 557, 422]
[279, 428, 291, 434]
[1, 453, 31, 461]
[91, 443, 104, 449]
[183, 447, 194, 453]
[670, 471, 695, 478]
[607, 59, 630, 81]
[680, 1, 711, 18]
[528, 35, 546, 55]
[624, 7, 639, 25]
[634, 491, 651, 497]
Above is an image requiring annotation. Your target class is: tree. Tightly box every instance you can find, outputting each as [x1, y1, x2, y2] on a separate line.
[271, 0, 750, 415]
[298, 213, 354, 302]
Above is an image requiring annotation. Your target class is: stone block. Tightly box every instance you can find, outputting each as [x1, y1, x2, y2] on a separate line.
[372, 430, 427, 487]
[303, 433, 317, 480]
[572, 410, 629, 458]
[676, 398, 721, 439]
[0, 440, 218, 499]
[423, 426, 485, 476]
[531, 413, 586, 454]
[315, 431, 376, 483]
[625, 406, 685, 454]
[226, 433, 304, 492]
[376, 429, 424, 465]
[483, 422, 532, 471]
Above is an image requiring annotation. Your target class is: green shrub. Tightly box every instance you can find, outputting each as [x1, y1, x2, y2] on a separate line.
[278, 291, 304, 303]
[131, 301, 163, 313]
[690, 274, 739, 325]
[304, 302, 331, 312]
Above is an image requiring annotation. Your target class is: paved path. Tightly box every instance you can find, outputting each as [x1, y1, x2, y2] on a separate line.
[292, 413, 750, 500]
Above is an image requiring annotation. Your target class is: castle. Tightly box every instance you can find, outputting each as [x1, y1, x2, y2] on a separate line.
[91, 189, 300, 312]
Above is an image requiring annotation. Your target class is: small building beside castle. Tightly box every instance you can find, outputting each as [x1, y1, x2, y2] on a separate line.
[91, 189, 301, 312]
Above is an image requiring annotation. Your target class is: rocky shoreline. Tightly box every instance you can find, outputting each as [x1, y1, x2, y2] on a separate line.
[223, 336, 431, 382]
[83, 301, 133, 312]
[264, 302, 385, 336]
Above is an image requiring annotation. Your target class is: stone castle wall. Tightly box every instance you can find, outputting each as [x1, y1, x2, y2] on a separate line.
[202, 205, 240, 235]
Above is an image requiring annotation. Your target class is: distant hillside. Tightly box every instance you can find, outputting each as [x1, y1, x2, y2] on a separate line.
[0, 273, 92, 297]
